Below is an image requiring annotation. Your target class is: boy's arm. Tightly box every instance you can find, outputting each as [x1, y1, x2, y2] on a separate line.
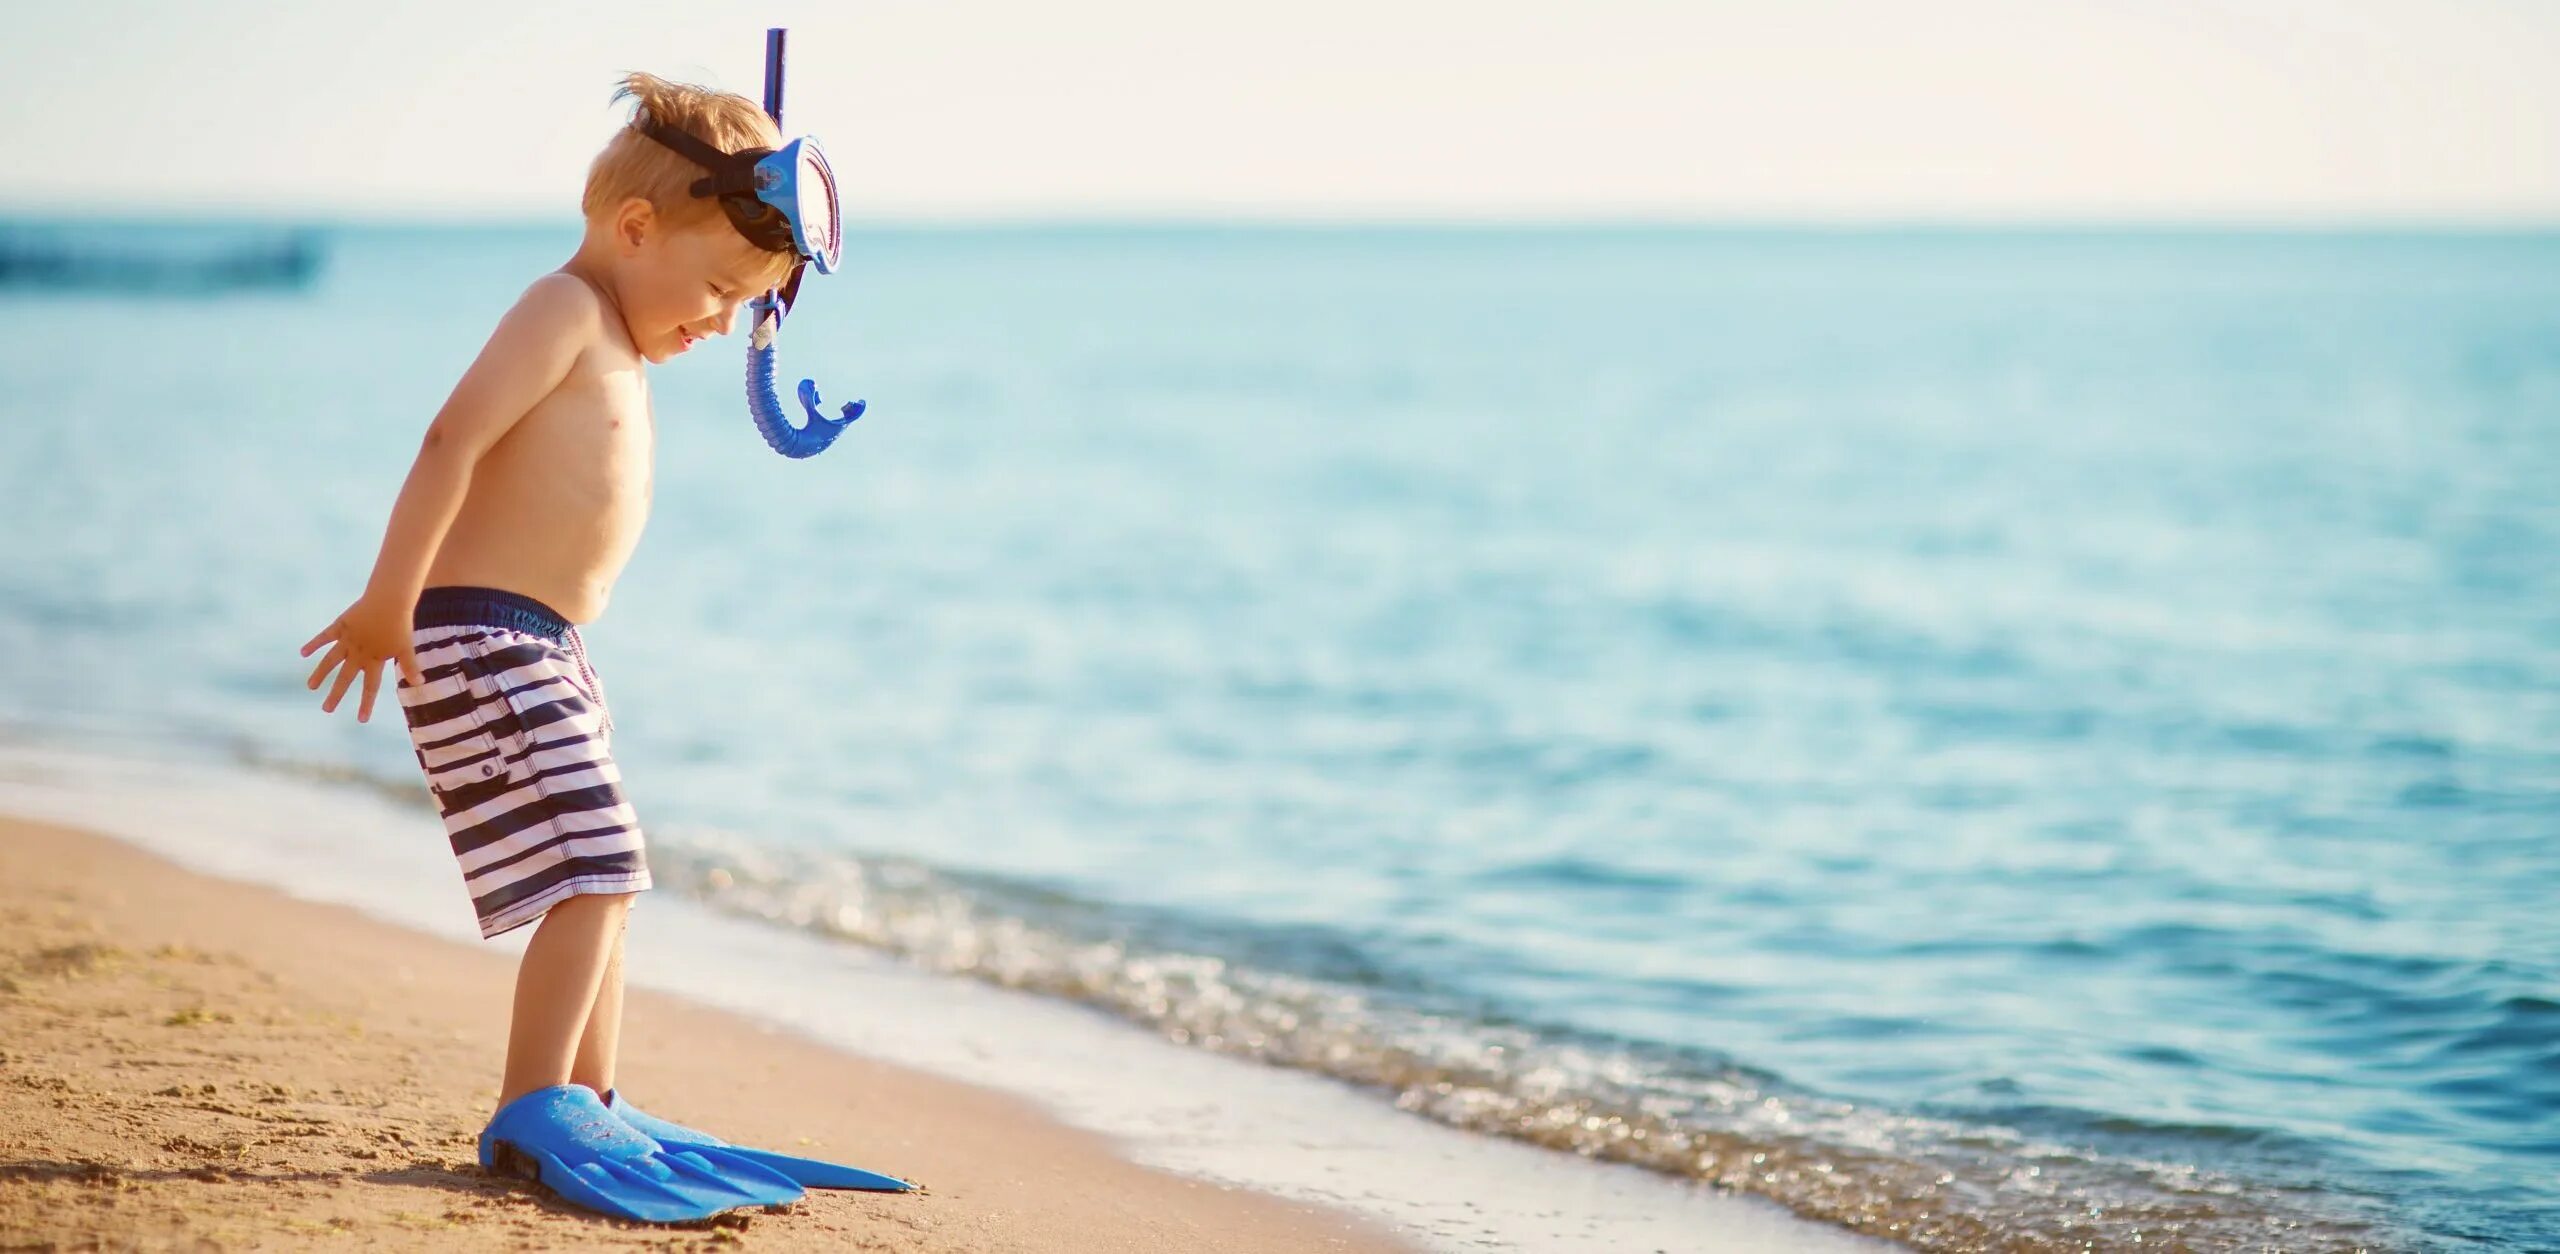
[300, 274, 601, 723]
[355, 274, 601, 607]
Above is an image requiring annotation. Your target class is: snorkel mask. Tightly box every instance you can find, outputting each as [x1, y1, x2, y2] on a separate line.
[641, 126, 840, 276]
[642, 28, 864, 459]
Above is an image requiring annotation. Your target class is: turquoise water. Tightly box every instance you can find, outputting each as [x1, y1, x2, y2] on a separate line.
[3, 223, 2555, 1250]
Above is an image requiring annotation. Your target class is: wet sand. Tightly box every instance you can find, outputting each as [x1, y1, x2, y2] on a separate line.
[0, 814, 1418, 1252]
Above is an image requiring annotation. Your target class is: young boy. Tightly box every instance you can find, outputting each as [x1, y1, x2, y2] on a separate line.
[298, 73, 900, 1222]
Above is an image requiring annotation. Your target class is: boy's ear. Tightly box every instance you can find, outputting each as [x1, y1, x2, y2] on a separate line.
[613, 197, 657, 254]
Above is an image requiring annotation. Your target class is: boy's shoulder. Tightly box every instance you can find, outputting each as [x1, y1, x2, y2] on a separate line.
[470, 270, 633, 384]
[504, 271, 611, 344]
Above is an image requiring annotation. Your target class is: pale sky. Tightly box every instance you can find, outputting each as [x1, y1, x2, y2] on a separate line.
[4, 0, 2557, 222]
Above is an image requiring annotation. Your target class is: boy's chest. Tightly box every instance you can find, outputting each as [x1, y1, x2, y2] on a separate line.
[500, 362, 656, 502]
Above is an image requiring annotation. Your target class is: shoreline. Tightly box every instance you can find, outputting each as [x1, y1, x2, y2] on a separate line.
[0, 739, 1891, 1252]
[0, 814, 1424, 1251]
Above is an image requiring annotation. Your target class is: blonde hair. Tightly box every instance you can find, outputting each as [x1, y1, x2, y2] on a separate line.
[585, 73, 800, 285]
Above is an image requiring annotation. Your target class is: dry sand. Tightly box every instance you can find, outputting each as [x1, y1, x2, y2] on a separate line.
[0, 815, 1420, 1252]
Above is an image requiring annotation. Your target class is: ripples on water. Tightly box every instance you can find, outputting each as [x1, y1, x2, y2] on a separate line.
[4, 224, 2558, 1250]
[645, 833, 2385, 1250]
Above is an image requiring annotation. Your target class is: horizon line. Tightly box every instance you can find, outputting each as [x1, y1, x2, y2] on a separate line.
[8, 203, 2560, 236]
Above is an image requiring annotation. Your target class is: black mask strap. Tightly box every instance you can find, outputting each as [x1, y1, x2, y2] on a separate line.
[640, 120, 770, 198]
[639, 119, 797, 257]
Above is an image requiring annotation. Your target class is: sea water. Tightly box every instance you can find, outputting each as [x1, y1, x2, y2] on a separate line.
[1, 222, 2554, 1250]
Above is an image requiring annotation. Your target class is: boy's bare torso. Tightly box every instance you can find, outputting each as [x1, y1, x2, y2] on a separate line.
[424, 274, 654, 624]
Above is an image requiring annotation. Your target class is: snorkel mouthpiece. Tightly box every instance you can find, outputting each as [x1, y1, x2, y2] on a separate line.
[746, 295, 865, 458]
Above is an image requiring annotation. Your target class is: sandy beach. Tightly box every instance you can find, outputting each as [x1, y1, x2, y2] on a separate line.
[0, 814, 1418, 1252]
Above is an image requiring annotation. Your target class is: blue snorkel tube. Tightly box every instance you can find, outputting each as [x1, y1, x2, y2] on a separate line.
[743, 27, 864, 459]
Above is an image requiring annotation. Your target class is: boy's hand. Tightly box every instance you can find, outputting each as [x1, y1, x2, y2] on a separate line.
[301, 596, 424, 723]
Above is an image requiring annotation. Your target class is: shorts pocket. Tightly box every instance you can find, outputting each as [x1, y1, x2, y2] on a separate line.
[488, 648, 603, 764]
[401, 659, 526, 799]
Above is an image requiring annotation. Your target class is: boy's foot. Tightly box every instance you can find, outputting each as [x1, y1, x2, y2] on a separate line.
[602, 1088, 913, 1192]
[479, 1085, 806, 1221]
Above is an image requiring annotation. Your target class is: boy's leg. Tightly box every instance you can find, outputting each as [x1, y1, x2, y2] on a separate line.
[499, 892, 634, 1106]
[568, 905, 629, 1097]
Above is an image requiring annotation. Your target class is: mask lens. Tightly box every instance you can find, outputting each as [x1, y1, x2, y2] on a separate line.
[793, 143, 842, 273]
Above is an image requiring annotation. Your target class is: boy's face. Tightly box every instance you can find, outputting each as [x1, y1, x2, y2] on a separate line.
[613, 204, 785, 364]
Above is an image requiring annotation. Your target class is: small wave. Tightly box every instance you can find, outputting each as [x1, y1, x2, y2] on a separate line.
[223, 738, 432, 809]
[1469, 855, 1690, 893]
[1952, 1102, 2334, 1159]
[2368, 734, 2456, 760]
[647, 831, 2390, 1252]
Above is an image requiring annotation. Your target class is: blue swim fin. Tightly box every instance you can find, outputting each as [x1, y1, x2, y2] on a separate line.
[604, 1089, 913, 1192]
[479, 1085, 806, 1221]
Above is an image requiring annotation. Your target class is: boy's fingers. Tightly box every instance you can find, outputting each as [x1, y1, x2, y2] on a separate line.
[357, 662, 383, 724]
[398, 649, 425, 690]
[301, 619, 343, 656]
[306, 644, 347, 691]
[321, 664, 357, 714]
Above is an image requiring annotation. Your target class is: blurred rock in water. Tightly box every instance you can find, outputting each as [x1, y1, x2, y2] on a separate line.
[0, 225, 321, 293]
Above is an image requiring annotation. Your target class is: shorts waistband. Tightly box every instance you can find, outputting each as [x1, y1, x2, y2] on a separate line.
[413, 586, 573, 641]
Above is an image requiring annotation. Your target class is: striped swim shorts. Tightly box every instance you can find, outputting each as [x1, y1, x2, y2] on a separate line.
[396, 586, 650, 939]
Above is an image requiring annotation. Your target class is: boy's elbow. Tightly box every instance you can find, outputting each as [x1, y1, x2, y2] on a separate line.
[416, 422, 482, 472]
